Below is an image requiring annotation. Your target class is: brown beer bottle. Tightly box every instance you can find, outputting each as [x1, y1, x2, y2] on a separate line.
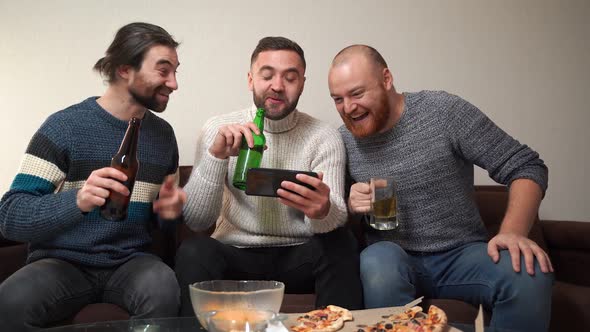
[100, 117, 141, 221]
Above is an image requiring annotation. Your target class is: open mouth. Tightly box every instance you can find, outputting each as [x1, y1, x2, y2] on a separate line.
[351, 112, 369, 122]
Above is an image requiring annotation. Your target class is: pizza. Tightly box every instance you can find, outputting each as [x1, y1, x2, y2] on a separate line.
[356, 305, 447, 332]
[290, 305, 353, 332]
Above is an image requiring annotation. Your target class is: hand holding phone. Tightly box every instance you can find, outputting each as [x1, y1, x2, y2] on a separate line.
[245, 168, 318, 197]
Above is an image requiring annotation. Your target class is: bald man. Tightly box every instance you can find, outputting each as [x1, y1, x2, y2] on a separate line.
[328, 45, 553, 331]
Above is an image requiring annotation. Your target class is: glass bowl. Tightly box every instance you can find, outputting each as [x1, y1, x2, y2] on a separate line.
[190, 280, 285, 326]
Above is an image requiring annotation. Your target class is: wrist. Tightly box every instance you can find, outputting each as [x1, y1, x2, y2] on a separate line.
[208, 148, 228, 160]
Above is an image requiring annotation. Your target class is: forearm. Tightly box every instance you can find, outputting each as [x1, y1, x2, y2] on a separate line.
[499, 178, 543, 236]
[182, 151, 228, 231]
[306, 194, 348, 233]
[306, 131, 348, 233]
[0, 189, 84, 242]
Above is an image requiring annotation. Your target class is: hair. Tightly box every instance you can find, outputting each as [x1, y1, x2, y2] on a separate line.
[332, 44, 388, 70]
[93, 22, 180, 83]
[250, 36, 306, 69]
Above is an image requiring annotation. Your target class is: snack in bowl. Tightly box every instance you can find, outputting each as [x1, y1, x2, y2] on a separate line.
[189, 280, 285, 327]
[290, 305, 353, 332]
[356, 305, 447, 332]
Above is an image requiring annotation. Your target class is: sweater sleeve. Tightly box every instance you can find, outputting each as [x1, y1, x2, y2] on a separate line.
[182, 120, 229, 231]
[0, 114, 84, 242]
[305, 127, 348, 233]
[446, 94, 548, 194]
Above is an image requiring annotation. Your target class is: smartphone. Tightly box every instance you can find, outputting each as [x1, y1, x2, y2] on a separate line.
[245, 168, 319, 197]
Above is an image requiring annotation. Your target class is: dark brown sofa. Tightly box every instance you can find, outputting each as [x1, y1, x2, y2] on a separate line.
[1, 165, 589, 331]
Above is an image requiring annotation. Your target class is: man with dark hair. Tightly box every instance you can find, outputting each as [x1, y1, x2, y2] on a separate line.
[175, 36, 363, 316]
[328, 45, 553, 331]
[0, 22, 185, 330]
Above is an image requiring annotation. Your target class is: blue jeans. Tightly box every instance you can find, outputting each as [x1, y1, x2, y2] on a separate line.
[360, 241, 553, 332]
[0, 255, 179, 331]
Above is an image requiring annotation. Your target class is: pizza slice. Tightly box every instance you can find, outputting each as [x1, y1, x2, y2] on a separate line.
[290, 305, 353, 332]
[358, 305, 447, 332]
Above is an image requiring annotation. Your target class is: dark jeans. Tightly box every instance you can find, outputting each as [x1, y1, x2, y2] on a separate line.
[0, 255, 179, 331]
[175, 226, 363, 316]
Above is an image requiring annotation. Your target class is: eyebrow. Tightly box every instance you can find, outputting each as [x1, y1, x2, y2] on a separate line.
[156, 59, 180, 68]
[258, 65, 301, 75]
[330, 85, 365, 98]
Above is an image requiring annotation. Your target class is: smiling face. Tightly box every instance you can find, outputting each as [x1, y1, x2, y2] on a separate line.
[248, 50, 305, 120]
[328, 55, 394, 138]
[126, 44, 179, 113]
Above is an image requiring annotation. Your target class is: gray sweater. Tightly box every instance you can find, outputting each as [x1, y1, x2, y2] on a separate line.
[339, 91, 548, 252]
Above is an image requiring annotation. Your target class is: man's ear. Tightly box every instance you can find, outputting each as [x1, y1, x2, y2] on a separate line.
[117, 65, 133, 81]
[247, 71, 253, 91]
[383, 68, 393, 91]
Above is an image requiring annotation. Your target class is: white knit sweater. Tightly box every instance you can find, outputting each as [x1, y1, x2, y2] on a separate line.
[183, 106, 348, 247]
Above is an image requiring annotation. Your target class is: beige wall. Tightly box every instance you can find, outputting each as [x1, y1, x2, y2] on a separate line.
[1, 0, 588, 221]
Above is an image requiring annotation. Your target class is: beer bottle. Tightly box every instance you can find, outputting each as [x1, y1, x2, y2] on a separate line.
[100, 117, 141, 221]
[233, 108, 266, 190]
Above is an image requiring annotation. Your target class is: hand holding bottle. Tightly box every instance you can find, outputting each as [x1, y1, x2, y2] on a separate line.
[76, 167, 130, 213]
[209, 122, 262, 160]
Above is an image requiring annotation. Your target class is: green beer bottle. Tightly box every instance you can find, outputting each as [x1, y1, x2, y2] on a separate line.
[232, 108, 266, 190]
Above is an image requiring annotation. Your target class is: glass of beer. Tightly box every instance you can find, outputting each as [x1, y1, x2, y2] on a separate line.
[369, 176, 398, 230]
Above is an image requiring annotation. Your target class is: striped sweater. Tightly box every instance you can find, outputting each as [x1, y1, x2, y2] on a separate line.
[0, 97, 179, 267]
[340, 91, 548, 252]
[183, 106, 348, 247]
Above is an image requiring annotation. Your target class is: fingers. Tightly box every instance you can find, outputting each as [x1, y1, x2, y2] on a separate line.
[76, 167, 130, 212]
[154, 183, 186, 220]
[93, 167, 128, 182]
[529, 244, 554, 274]
[209, 123, 261, 159]
[276, 174, 330, 219]
[488, 233, 554, 275]
[519, 244, 535, 275]
[487, 240, 500, 263]
[349, 182, 371, 213]
[159, 175, 176, 198]
[87, 168, 130, 195]
[507, 243, 522, 273]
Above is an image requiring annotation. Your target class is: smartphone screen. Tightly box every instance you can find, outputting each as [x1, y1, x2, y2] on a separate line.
[245, 168, 319, 197]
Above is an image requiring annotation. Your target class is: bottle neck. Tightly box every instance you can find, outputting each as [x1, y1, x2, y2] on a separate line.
[118, 118, 141, 157]
[253, 108, 265, 132]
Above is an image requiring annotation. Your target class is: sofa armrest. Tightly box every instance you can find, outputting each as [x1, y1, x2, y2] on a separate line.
[541, 220, 590, 287]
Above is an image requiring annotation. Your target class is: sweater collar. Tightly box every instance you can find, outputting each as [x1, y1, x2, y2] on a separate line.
[248, 105, 299, 134]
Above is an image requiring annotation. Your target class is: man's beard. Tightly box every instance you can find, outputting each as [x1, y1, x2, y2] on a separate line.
[252, 90, 300, 120]
[130, 87, 168, 113]
[342, 95, 390, 138]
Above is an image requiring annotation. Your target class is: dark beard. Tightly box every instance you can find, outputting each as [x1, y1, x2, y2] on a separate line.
[253, 92, 299, 120]
[130, 88, 166, 113]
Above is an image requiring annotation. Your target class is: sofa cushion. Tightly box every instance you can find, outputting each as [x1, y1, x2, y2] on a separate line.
[0, 243, 27, 283]
[70, 303, 129, 324]
[550, 281, 590, 331]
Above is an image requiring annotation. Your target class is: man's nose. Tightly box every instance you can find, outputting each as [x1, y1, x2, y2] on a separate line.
[166, 74, 179, 91]
[271, 76, 284, 92]
[344, 99, 356, 114]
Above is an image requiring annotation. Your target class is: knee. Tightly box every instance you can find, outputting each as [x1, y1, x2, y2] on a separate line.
[494, 252, 554, 300]
[139, 263, 180, 316]
[0, 274, 37, 328]
[360, 242, 410, 286]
